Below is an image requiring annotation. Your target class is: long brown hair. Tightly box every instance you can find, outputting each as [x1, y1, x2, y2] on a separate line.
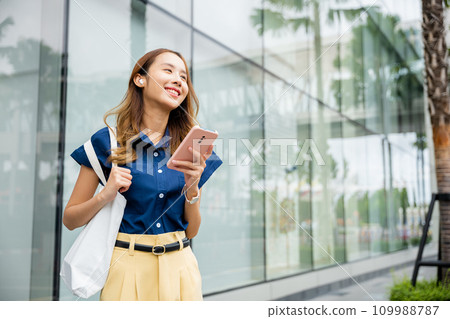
[104, 48, 199, 165]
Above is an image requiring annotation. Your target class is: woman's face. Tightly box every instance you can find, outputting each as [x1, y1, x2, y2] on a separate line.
[137, 52, 189, 110]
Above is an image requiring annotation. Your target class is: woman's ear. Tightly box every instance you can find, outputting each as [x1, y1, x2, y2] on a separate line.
[134, 75, 145, 87]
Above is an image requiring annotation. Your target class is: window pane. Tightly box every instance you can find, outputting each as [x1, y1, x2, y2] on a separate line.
[0, 0, 41, 300]
[192, 32, 265, 293]
[310, 105, 345, 268]
[366, 134, 385, 255]
[0, 0, 64, 301]
[194, 0, 262, 64]
[341, 121, 370, 261]
[264, 74, 313, 279]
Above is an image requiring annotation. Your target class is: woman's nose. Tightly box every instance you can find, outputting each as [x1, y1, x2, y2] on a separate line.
[171, 74, 182, 85]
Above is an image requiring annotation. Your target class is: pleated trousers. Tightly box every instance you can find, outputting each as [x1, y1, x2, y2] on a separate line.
[100, 230, 203, 301]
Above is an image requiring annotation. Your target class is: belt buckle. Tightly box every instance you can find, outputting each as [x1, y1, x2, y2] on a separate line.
[152, 244, 166, 256]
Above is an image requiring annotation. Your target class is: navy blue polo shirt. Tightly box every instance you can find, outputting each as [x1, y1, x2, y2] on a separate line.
[70, 126, 223, 235]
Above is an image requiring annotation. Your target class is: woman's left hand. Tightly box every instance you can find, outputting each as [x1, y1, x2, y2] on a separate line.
[171, 144, 214, 191]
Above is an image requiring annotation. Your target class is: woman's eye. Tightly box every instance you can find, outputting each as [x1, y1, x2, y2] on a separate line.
[164, 68, 186, 81]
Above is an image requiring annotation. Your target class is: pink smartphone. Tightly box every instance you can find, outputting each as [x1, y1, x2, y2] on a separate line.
[167, 125, 219, 170]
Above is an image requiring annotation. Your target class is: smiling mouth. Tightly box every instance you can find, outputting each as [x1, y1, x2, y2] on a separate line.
[165, 87, 180, 97]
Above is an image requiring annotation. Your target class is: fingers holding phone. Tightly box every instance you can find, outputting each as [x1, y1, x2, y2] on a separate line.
[190, 144, 213, 166]
[167, 126, 218, 171]
[171, 146, 204, 186]
[203, 144, 214, 161]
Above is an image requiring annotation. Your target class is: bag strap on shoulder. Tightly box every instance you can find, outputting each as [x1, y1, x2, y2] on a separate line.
[83, 127, 118, 185]
[108, 126, 118, 168]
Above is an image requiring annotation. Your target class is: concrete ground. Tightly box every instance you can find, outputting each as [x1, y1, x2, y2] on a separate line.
[307, 264, 438, 301]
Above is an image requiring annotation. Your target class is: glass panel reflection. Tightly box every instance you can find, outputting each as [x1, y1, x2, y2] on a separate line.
[264, 73, 312, 279]
[194, 0, 262, 64]
[310, 104, 345, 268]
[58, 0, 431, 298]
[0, 0, 41, 301]
[366, 134, 385, 255]
[341, 120, 370, 261]
[0, 0, 63, 301]
[192, 32, 265, 293]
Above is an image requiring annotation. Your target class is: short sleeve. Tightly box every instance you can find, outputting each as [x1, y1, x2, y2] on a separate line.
[198, 150, 223, 189]
[70, 127, 113, 184]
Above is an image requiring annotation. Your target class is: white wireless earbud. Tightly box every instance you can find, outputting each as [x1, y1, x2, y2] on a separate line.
[139, 79, 144, 85]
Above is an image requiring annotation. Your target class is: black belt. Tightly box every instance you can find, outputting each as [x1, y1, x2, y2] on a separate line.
[115, 237, 190, 256]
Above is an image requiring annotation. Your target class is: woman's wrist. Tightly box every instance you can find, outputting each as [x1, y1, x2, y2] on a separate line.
[97, 188, 113, 205]
[184, 184, 199, 201]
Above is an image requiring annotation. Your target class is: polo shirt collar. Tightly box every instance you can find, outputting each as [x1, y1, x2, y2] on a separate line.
[138, 126, 171, 148]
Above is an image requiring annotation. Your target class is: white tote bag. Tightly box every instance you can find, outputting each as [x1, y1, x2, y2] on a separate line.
[60, 127, 127, 299]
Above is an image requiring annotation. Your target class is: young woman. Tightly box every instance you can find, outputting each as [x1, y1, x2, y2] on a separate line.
[63, 48, 222, 301]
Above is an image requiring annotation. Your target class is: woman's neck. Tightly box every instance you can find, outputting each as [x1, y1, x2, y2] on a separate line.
[140, 107, 170, 145]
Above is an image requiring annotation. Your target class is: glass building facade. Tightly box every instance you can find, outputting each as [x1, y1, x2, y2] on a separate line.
[0, 0, 437, 300]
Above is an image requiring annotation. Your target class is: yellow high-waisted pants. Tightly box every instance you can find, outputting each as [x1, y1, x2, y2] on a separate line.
[100, 230, 203, 301]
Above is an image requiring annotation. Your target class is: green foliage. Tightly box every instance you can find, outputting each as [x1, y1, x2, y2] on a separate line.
[250, 8, 295, 36]
[410, 233, 432, 247]
[250, 0, 368, 37]
[413, 132, 428, 151]
[358, 191, 369, 225]
[370, 189, 388, 227]
[327, 7, 366, 24]
[409, 236, 420, 246]
[335, 194, 345, 221]
[331, 7, 422, 112]
[389, 276, 450, 301]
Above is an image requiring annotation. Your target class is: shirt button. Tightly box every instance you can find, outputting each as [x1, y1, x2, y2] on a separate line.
[158, 169, 162, 173]
[159, 193, 164, 198]
[156, 223, 161, 228]
[153, 152, 158, 157]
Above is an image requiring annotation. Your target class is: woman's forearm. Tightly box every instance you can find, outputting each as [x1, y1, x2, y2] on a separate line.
[63, 190, 110, 230]
[184, 187, 202, 239]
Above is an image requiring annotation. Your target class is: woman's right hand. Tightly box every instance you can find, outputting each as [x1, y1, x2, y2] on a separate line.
[100, 166, 133, 202]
